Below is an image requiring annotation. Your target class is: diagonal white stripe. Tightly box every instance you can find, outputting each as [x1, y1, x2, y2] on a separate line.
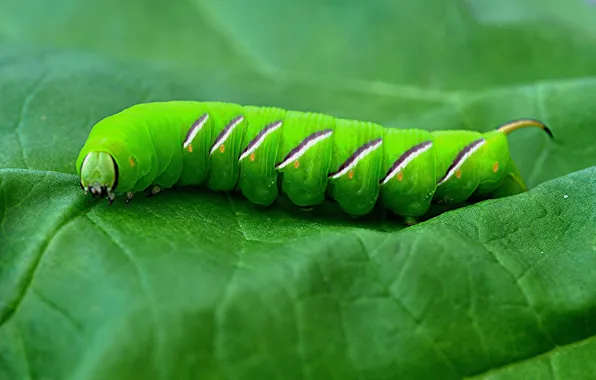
[380, 142, 433, 186]
[437, 140, 485, 186]
[210, 116, 244, 155]
[329, 139, 383, 179]
[183, 114, 209, 149]
[276, 130, 333, 170]
[238, 121, 282, 162]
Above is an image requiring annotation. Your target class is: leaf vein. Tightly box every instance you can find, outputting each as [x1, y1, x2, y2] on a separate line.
[31, 287, 84, 335]
[213, 238, 244, 377]
[18, 322, 33, 380]
[446, 223, 559, 372]
[466, 262, 491, 369]
[355, 232, 462, 378]
[466, 333, 596, 379]
[84, 214, 165, 380]
[0, 197, 88, 328]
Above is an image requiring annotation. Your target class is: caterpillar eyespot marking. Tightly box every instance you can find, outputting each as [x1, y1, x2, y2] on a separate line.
[76, 101, 553, 219]
[275, 129, 333, 170]
[329, 138, 383, 180]
[183, 113, 209, 149]
[210, 115, 244, 155]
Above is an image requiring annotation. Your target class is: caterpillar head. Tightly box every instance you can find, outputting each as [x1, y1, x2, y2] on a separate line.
[79, 151, 118, 198]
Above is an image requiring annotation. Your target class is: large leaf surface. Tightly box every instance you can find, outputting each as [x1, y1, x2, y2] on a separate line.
[1, 167, 595, 379]
[1, 0, 596, 379]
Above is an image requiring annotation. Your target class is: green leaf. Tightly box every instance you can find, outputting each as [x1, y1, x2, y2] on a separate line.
[1, 0, 596, 379]
[1, 167, 595, 379]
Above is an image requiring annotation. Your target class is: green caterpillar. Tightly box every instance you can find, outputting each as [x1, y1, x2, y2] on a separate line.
[76, 101, 552, 219]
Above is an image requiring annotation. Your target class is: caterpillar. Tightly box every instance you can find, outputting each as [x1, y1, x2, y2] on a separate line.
[76, 101, 552, 219]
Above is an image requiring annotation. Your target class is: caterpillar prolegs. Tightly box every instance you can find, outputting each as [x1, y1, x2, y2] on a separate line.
[76, 101, 552, 218]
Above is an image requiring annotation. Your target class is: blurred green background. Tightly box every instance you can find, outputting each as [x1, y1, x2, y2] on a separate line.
[1, 0, 595, 184]
[2, 1, 596, 379]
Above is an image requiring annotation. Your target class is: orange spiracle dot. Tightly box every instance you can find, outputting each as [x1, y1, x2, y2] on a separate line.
[129, 157, 135, 167]
[293, 160, 300, 169]
[348, 170, 354, 180]
[492, 161, 499, 173]
[188, 144, 193, 153]
[219, 144, 225, 153]
[397, 172, 404, 181]
[249, 152, 256, 161]
[456, 169, 462, 179]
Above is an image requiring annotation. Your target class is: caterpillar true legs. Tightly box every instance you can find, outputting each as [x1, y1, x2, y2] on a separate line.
[77, 101, 552, 218]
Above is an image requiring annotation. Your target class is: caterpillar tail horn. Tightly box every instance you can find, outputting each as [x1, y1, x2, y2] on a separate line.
[497, 118, 554, 139]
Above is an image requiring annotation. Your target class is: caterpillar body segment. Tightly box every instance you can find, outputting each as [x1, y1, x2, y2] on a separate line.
[483, 158, 528, 199]
[238, 106, 286, 206]
[76, 101, 552, 219]
[432, 131, 488, 205]
[276, 111, 335, 207]
[380, 128, 435, 217]
[205, 102, 247, 192]
[178, 105, 211, 187]
[327, 119, 384, 216]
[470, 130, 513, 198]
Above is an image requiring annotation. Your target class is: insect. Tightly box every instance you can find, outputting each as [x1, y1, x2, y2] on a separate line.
[76, 101, 552, 220]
